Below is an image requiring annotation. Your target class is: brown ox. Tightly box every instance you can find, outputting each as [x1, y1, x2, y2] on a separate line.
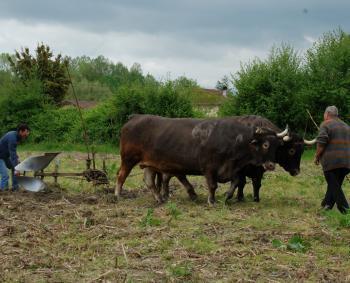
[116, 114, 282, 204]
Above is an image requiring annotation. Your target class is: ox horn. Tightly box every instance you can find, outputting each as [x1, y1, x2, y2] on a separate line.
[276, 125, 289, 138]
[283, 135, 292, 142]
[303, 138, 317, 145]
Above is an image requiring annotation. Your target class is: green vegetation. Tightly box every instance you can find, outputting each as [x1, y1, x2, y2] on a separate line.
[219, 28, 350, 133]
[272, 234, 311, 253]
[2, 28, 348, 146]
[0, 46, 198, 145]
[139, 208, 162, 227]
[8, 44, 70, 104]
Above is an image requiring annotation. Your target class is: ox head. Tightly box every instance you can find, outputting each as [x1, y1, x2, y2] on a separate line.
[249, 127, 282, 171]
[275, 133, 304, 176]
[276, 133, 316, 176]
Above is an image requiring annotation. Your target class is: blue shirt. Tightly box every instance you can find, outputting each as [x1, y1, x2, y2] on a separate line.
[0, 131, 20, 169]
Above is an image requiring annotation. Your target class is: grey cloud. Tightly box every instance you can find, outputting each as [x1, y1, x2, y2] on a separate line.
[0, 0, 349, 86]
[1, 0, 349, 47]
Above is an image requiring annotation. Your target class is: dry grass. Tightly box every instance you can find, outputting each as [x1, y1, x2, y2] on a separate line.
[1, 151, 350, 282]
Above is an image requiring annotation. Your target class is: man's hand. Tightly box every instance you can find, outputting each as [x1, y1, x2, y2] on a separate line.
[315, 144, 325, 166]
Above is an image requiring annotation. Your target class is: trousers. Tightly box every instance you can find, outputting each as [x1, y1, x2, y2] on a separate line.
[0, 159, 18, 191]
[323, 168, 350, 214]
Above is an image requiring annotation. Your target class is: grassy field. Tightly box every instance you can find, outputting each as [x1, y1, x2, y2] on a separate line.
[1, 150, 350, 282]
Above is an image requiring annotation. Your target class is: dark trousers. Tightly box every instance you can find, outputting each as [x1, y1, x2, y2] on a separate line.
[323, 168, 350, 214]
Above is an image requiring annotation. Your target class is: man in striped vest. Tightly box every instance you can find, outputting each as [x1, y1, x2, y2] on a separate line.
[315, 106, 350, 214]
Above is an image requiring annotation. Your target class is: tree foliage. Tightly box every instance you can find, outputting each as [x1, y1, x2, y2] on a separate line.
[8, 44, 70, 104]
[220, 44, 305, 131]
[304, 28, 350, 124]
[0, 79, 46, 134]
[220, 29, 350, 132]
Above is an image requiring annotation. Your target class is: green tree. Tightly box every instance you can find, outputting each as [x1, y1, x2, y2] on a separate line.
[219, 44, 306, 131]
[0, 79, 46, 133]
[216, 75, 231, 91]
[8, 44, 70, 104]
[304, 28, 350, 124]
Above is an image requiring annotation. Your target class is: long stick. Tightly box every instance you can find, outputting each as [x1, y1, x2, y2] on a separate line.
[306, 109, 319, 130]
[65, 65, 91, 159]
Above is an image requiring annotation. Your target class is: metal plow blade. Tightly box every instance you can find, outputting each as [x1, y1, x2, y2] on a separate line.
[16, 176, 46, 192]
[15, 152, 60, 192]
[15, 152, 60, 172]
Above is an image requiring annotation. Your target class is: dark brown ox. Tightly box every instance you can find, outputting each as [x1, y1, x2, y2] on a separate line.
[147, 115, 314, 203]
[116, 114, 281, 204]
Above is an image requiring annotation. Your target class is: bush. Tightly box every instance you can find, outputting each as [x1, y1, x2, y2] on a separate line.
[108, 81, 194, 143]
[28, 107, 80, 143]
[0, 79, 46, 134]
[219, 44, 306, 132]
[304, 29, 350, 124]
[69, 103, 118, 145]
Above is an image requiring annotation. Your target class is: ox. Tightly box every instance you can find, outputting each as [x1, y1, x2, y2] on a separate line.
[146, 115, 316, 203]
[116, 114, 283, 204]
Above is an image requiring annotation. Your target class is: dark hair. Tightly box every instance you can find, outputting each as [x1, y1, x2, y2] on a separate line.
[17, 123, 30, 132]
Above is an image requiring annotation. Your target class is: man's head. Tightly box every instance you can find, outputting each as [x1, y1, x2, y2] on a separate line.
[17, 123, 30, 140]
[324, 105, 338, 121]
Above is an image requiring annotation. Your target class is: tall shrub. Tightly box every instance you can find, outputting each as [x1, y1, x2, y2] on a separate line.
[304, 29, 350, 124]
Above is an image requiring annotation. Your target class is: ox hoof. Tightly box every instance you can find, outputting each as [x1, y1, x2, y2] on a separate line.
[207, 198, 216, 207]
[161, 194, 170, 202]
[154, 196, 164, 204]
[189, 193, 198, 201]
[237, 196, 245, 202]
[225, 192, 234, 201]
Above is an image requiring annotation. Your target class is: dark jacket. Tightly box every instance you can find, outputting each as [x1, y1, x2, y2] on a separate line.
[0, 131, 20, 169]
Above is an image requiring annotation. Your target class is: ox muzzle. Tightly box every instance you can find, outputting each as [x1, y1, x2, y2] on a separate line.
[262, 161, 276, 171]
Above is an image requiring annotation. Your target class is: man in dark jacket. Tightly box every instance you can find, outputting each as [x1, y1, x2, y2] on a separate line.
[0, 124, 30, 191]
[315, 106, 350, 214]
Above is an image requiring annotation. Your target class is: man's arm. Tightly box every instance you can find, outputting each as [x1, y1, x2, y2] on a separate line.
[314, 143, 325, 165]
[314, 122, 328, 165]
[8, 135, 19, 169]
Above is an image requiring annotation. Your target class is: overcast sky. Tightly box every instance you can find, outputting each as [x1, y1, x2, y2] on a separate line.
[0, 0, 349, 87]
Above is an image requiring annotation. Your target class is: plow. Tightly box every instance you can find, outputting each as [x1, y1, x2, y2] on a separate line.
[15, 152, 109, 192]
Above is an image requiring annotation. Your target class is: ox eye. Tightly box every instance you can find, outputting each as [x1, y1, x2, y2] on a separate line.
[262, 141, 270, 149]
[289, 148, 296, 155]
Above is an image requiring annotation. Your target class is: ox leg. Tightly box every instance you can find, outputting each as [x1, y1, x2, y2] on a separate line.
[252, 168, 264, 202]
[161, 173, 172, 202]
[177, 175, 198, 201]
[144, 168, 163, 203]
[237, 175, 247, 202]
[115, 159, 137, 197]
[155, 172, 162, 192]
[225, 179, 239, 204]
[252, 177, 262, 202]
[205, 173, 218, 205]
